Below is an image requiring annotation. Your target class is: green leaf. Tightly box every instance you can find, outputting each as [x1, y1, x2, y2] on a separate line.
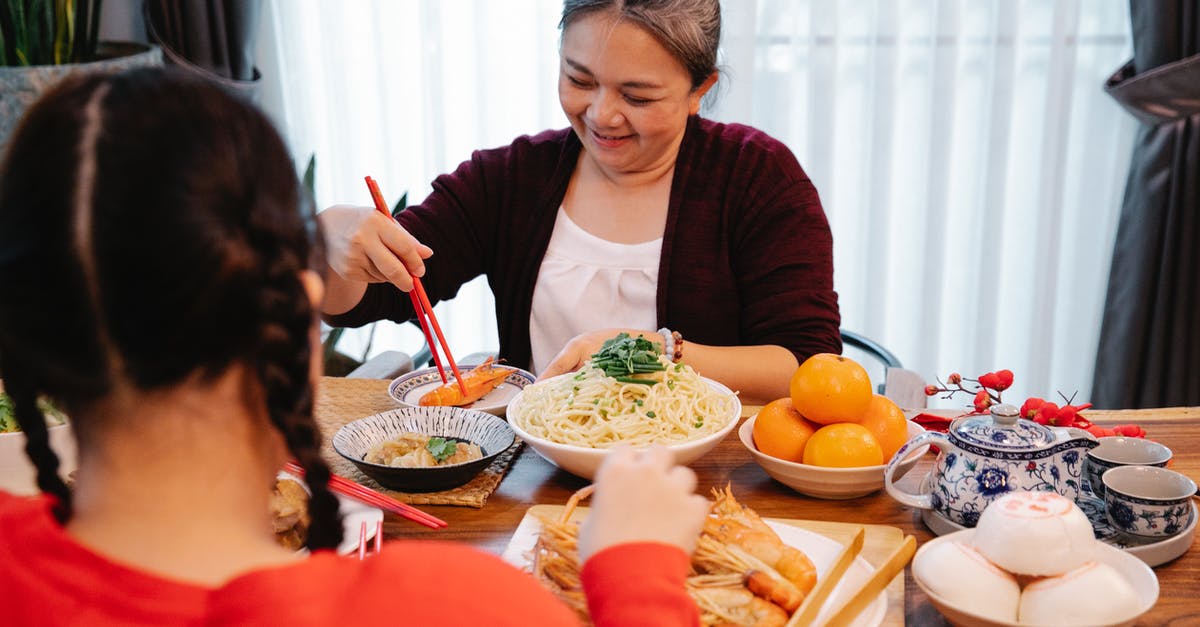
[391, 191, 408, 218]
[426, 437, 458, 463]
[301, 154, 316, 198]
[54, 0, 74, 65]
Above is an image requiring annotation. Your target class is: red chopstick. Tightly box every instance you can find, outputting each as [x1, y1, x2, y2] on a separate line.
[283, 461, 447, 529]
[363, 176, 467, 396]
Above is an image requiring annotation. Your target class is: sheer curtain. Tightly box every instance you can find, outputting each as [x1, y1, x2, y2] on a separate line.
[259, 0, 1133, 404]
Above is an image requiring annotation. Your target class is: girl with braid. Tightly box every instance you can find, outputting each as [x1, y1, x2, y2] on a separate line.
[0, 68, 707, 626]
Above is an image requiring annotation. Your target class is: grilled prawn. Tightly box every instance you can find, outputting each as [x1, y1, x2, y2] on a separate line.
[418, 357, 514, 406]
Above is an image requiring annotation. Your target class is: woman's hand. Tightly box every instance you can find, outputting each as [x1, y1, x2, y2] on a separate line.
[318, 204, 434, 291]
[577, 446, 710, 563]
[539, 328, 659, 379]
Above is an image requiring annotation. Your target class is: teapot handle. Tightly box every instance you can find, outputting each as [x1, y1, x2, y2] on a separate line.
[884, 430, 949, 510]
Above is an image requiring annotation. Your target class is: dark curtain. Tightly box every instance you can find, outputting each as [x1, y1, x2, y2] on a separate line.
[1092, 2, 1200, 409]
[142, 0, 262, 100]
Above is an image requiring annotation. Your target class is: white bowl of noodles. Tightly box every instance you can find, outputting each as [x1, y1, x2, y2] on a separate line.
[506, 364, 741, 480]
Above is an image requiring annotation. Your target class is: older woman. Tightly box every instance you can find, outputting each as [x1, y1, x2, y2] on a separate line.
[0, 68, 707, 626]
[322, 0, 840, 403]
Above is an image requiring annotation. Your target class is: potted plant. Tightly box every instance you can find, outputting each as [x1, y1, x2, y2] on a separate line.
[0, 0, 162, 150]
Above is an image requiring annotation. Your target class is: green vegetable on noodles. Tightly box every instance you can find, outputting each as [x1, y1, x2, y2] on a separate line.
[589, 332, 666, 381]
[425, 437, 459, 463]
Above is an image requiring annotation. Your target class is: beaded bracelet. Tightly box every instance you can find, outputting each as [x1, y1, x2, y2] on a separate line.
[658, 327, 684, 363]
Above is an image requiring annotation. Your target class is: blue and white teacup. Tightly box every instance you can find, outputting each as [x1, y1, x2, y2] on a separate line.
[1102, 465, 1196, 538]
[1085, 436, 1171, 496]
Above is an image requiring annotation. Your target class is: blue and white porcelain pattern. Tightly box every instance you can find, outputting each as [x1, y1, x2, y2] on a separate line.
[884, 404, 1098, 528]
[387, 365, 536, 416]
[926, 441, 1090, 527]
[920, 473, 1199, 567]
[332, 406, 516, 492]
[1103, 490, 1196, 538]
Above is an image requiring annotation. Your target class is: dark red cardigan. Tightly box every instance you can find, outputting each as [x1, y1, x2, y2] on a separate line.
[326, 116, 841, 369]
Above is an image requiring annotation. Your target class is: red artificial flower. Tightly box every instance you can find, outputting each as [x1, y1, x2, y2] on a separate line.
[925, 384, 940, 397]
[1020, 397, 1046, 419]
[947, 372, 962, 384]
[979, 370, 1014, 391]
[1032, 402, 1059, 425]
[1112, 424, 1147, 438]
[973, 390, 993, 413]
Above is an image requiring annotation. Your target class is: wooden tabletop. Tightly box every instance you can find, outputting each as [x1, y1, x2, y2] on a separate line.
[317, 377, 1199, 625]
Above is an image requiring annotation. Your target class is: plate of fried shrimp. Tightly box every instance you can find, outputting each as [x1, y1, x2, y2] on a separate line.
[501, 486, 886, 627]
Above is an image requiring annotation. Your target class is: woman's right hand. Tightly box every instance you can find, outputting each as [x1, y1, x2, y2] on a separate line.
[317, 204, 434, 292]
[577, 446, 710, 563]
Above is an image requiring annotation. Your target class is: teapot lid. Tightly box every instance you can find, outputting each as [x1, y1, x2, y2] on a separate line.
[951, 403, 1057, 450]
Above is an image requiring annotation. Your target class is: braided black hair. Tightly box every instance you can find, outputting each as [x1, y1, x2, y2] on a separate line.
[0, 68, 343, 550]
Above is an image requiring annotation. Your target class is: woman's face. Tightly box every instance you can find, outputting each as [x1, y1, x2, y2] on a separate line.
[559, 12, 713, 177]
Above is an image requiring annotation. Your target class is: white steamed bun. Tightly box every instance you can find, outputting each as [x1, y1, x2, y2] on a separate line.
[913, 540, 1020, 623]
[972, 491, 1095, 576]
[1019, 561, 1142, 625]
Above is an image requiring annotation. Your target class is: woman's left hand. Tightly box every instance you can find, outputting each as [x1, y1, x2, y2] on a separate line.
[538, 328, 659, 380]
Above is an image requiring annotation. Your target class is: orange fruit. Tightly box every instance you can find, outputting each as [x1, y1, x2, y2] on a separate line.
[858, 394, 909, 461]
[789, 353, 873, 425]
[802, 423, 885, 468]
[752, 397, 819, 462]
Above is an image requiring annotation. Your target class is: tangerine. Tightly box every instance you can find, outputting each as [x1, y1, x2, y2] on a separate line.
[752, 397, 818, 462]
[789, 353, 873, 425]
[858, 394, 909, 461]
[802, 423, 884, 468]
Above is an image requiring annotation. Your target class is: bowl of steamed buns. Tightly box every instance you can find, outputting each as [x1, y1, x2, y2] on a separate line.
[912, 491, 1158, 626]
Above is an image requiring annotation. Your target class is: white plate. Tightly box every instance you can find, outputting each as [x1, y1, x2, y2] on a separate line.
[388, 365, 535, 416]
[501, 508, 886, 627]
[913, 528, 1158, 627]
[916, 472, 1197, 567]
[277, 471, 384, 555]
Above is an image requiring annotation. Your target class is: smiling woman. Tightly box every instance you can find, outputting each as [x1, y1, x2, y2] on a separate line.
[316, 0, 842, 405]
[262, 0, 1134, 407]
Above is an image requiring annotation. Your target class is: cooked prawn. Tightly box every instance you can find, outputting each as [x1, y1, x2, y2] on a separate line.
[704, 486, 818, 596]
[418, 357, 513, 406]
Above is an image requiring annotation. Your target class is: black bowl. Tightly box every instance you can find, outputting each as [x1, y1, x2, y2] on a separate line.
[332, 406, 515, 492]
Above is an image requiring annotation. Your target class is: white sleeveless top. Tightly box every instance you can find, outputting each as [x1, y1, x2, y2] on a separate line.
[529, 208, 662, 374]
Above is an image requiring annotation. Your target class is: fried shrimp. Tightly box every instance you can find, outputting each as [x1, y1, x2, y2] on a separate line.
[528, 484, 817, 626]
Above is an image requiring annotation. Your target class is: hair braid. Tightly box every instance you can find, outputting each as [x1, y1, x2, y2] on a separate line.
[6, 373, 71, 520]
[252, 235, 343, 551]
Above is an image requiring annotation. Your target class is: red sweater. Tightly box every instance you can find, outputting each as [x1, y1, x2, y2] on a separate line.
[0, 492, 698, 626]
[327, 116, 841, 368]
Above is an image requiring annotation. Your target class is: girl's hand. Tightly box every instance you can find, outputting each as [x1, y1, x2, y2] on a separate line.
[317, 204, 433, 292]
[577, 446, 710, 563]
[539, 328, 659, 380]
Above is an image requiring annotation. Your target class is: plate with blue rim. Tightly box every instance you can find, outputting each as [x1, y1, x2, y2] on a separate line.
[387, 364, 536, 417]
[918, 473, 1197, 567]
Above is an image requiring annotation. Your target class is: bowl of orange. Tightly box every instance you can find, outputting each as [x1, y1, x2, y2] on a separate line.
[739, 354, 931, 499]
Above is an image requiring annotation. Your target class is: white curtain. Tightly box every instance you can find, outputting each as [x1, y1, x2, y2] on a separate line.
[258, 0, 1134, 406]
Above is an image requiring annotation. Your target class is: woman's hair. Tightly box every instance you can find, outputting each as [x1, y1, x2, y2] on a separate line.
[0, 68, 343, 551]
[560, 0, 721, 89]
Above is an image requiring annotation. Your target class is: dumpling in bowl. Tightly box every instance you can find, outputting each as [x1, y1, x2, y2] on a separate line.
[1019, 561, 1141, 625]
[971, 491, 1094, 576]
[913, 540, 1020, 622]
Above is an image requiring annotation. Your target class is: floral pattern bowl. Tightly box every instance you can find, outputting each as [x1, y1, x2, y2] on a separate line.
[1102, 465, 1197, 538]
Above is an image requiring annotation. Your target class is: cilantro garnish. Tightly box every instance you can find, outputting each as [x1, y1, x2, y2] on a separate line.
[426, 437, 459, 463]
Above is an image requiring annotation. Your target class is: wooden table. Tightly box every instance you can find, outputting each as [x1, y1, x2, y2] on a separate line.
[317, 378, 1199, 625]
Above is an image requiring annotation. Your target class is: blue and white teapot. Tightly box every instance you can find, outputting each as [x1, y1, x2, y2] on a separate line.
[884, 403, 1098, 527]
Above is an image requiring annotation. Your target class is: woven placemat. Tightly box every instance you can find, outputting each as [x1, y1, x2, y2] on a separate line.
[314, 376, 523, 508]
